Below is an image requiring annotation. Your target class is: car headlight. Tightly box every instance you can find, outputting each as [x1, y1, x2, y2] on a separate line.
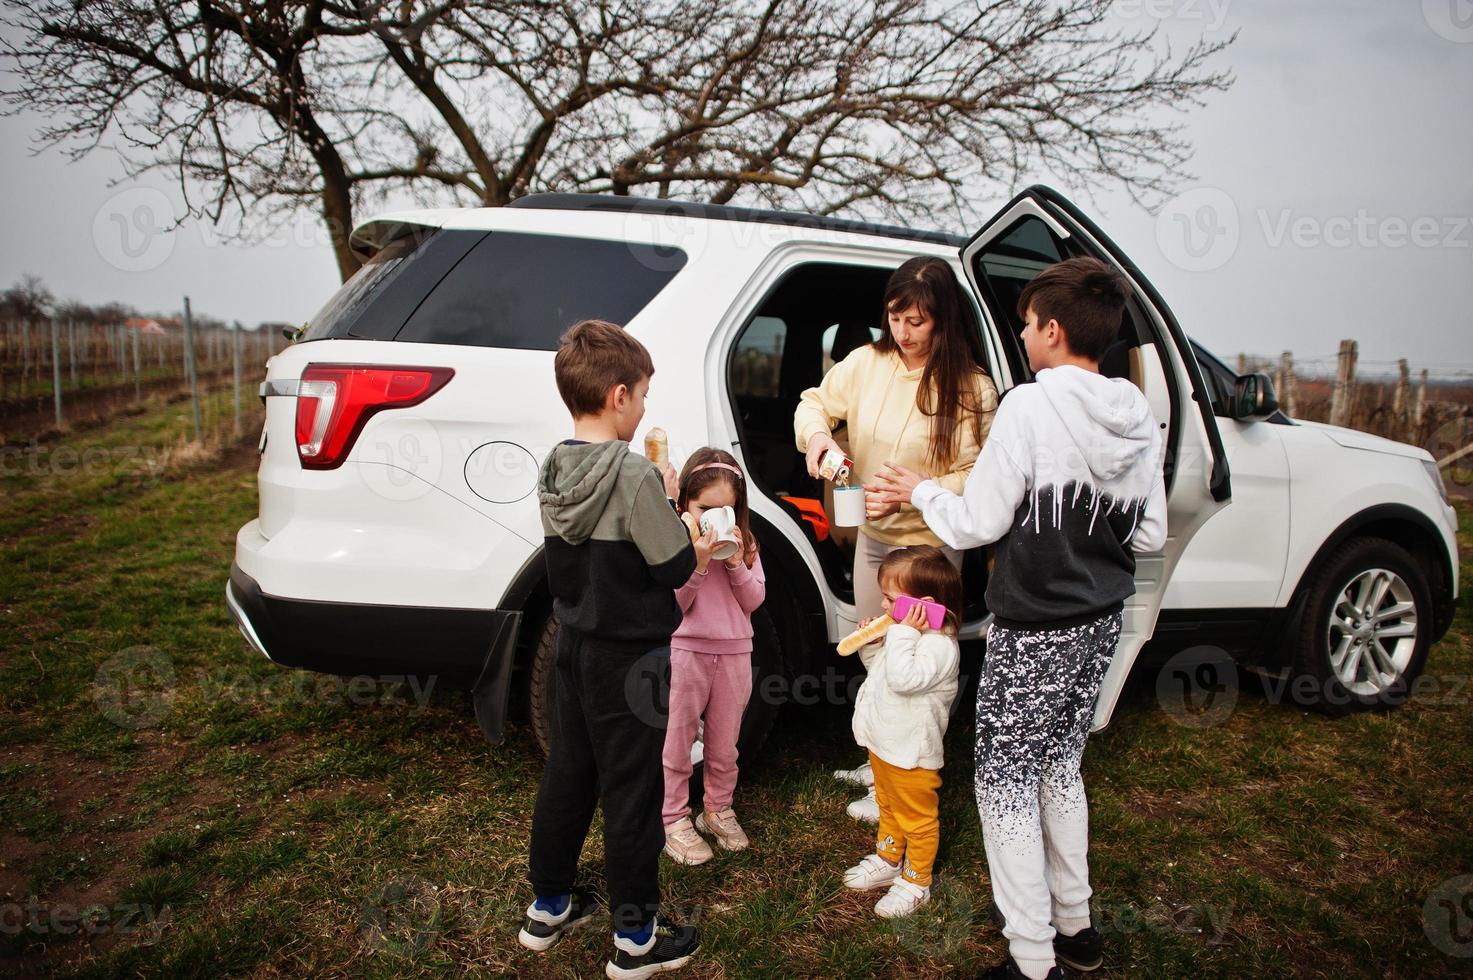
[1423, 459, 1449, 504]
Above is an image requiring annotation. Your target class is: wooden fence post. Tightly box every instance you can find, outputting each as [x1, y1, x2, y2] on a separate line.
[1329, 339, 1358, 427]
[50, 318, 62, 428]
[1393, 358, 1410, 439]
[1275, 352, 1294, 416]
[182, 297, 202, 441]
[132, 326, 142, 401]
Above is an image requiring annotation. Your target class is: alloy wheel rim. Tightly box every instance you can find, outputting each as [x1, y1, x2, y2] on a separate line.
[1326, 567, 1418, 696]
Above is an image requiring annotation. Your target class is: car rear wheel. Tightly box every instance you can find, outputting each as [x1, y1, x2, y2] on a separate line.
[529, 607, 784, 774]
[1291, 536, 1433, 715]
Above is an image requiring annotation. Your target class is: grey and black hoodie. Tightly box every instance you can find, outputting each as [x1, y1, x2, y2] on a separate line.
[538, 439, 696, 651]
[912, 365, 1168, 629]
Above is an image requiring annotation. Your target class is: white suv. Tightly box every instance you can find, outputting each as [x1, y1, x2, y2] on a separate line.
[227, 187, 1459, 755]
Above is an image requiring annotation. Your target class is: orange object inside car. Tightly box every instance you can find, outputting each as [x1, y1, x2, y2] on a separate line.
[782, 496, 830, 542]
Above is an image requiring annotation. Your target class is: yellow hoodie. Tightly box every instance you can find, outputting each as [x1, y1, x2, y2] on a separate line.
[794, 345, 999, 546]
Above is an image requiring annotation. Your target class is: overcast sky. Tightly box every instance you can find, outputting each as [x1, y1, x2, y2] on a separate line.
[1, 0, 1469, 377]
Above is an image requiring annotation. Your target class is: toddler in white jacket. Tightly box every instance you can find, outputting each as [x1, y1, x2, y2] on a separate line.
[842, 545, 961, 919]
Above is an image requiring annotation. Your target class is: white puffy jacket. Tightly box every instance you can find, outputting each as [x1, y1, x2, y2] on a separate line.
[851, 623, 960, 771]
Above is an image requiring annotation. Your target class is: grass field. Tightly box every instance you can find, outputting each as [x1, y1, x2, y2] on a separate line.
[2, 392, 1471, 978]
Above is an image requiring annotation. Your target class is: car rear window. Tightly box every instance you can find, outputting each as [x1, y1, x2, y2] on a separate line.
[393, 231, 688, 350]
[299, 228, 486, 342]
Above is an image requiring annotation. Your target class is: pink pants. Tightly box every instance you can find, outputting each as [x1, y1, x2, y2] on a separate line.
[661, 648, 753, 825]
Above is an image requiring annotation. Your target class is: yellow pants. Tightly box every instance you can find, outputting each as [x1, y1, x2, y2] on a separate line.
[868, 751, 943, 888]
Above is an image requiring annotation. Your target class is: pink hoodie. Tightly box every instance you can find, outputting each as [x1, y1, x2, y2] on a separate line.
[671, 552, 767, 654]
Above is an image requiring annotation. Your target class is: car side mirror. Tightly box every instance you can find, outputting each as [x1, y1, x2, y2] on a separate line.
[1232, 372, 1279, 420]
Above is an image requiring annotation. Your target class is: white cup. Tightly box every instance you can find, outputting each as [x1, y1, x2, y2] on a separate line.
[699, 505, 742, 561]
[833, 486, 867, 527]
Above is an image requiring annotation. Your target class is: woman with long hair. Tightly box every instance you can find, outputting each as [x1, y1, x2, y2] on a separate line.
[793, 255, 998, 817]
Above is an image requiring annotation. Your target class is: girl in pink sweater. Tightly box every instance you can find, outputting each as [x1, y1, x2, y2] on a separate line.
[661, 448, 766, 866]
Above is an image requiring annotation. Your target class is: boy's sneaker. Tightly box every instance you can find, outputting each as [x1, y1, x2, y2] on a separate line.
[1053, 924, 1102, 972]
[874, 878, 930, 918]
[843, 854, 901, 891]
[694, 807, 749, 852]
[662, 817, 714, 866]
[517, 886, 600, 951]
[978, 956, 1064, 980]
[986, 903, 1101, 972]
[832, 761, 874, 787]
[606, 917, 699, 979]
[846, 788, 879, 824]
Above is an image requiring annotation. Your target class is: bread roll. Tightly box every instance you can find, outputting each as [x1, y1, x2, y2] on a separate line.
[644, 427, 668, 468]
[837, 615, 896, 656]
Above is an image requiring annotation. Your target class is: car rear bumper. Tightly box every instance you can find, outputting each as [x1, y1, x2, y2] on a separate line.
[226, 562, 514, 689]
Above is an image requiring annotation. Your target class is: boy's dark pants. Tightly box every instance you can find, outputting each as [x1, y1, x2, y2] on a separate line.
[529, 625, 669, 934]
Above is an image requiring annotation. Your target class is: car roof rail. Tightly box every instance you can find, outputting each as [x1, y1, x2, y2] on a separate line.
[507, 193, 966, 248]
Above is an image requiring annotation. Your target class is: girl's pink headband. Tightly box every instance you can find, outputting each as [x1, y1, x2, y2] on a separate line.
[693, 461, 744, 480]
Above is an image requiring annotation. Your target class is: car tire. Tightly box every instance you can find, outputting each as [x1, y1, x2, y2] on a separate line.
[528, 607, 784, 774]
[1290, 536, 1433, 715]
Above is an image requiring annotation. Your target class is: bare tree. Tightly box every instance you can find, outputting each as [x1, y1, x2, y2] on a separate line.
[0, 274, 55, 319]
[3, 0, 1233, 281]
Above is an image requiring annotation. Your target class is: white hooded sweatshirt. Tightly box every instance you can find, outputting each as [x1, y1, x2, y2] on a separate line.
[911, 365, 1168, 628]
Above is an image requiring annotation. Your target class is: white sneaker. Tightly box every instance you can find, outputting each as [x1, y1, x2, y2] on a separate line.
[662, 817, 713, 866]
[843, 853, 901, 891]
[846, 788, 878, 824]
[695, 807, 749, 852]
[832, 761, 874, 788]
[875, 878, 930, 918]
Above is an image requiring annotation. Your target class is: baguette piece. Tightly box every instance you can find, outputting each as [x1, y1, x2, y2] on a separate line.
[837, 615, 896, 656]
[681, 511, 700, 542]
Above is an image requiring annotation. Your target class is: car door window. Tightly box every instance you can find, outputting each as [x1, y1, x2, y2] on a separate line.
[732, 316, 787, 399]
[967, 215, 1154, 388]
[967, 217, 1069, 382]
[1192, 342, 1239, 417]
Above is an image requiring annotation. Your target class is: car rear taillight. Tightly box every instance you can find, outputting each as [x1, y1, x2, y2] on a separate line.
[294, 364, 453, 469]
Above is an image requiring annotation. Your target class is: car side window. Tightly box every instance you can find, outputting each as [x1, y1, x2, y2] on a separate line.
[967, 217, 1069, 382]
[1192, 343, 1238, 417]
[732, 316, 787, 399]
[395, 232, 688, 350]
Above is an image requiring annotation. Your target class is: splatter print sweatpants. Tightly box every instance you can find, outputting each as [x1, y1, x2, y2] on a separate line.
[975, 610, 1122, 976]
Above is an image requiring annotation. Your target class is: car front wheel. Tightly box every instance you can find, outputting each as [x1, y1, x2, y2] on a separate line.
[1291, 536, 1433, 715]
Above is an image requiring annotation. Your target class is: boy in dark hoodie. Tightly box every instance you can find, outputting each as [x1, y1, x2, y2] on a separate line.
[873, 258, 1168, 980]
[517, 319, 700, 978]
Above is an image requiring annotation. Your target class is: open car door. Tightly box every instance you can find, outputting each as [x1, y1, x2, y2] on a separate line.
[960, 185, 1233, 730]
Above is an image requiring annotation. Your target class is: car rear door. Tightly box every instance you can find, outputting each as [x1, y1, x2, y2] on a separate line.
[959, 186, 1232, 729]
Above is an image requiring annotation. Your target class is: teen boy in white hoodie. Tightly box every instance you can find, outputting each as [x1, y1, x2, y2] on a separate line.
[873, 257, 1167, 980]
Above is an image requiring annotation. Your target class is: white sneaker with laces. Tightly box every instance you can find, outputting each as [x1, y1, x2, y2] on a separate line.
[695, 807, 749, 852]
[846, 788, 879, 824]
[832, 761, 874, 788]
[662, 817, 713, 866]
[843, 853, 901, 891]
[875, 878, 930, 918]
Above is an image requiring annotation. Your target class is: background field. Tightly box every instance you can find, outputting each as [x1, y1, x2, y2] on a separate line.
[2, 389, 1471, 978]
